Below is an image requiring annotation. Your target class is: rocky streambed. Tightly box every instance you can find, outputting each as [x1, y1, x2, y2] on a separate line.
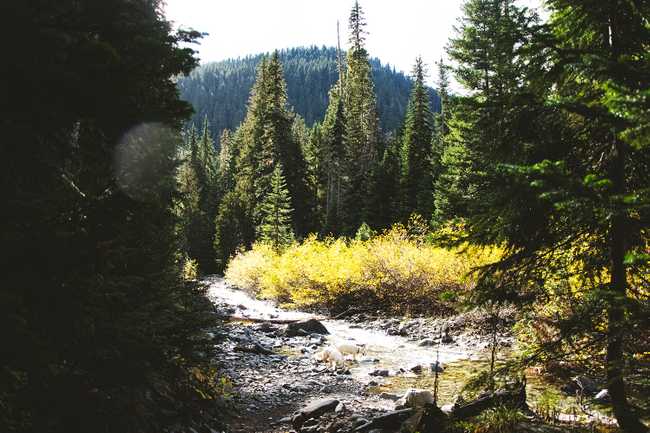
[206, 277, 615, 433]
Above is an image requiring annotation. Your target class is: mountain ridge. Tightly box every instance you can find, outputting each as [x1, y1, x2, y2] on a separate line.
[177, 46, 440, 145]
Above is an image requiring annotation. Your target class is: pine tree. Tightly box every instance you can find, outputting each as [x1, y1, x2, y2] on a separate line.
[402, 56, 435, 219]
[1, 1, 220, 431]
[372, 132, 403, 229]
[182, 116, 219, 273]
[523, 2, 649, 430]
[342, 0, 382, 234]
[214, 52, 314, 265]
[321, 84, 347, 234]
[441, 2, 650, 432]
[434, 0, 544, 228]
[214, 190, 249, 271]
[431, 58, 452, 217]
[257, 165, 295, 250]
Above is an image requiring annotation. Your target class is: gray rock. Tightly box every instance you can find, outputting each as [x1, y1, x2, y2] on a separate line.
[369, 369, 390, 377]
[418, 339, 436, 347]
[379, 392, 401, 401]
[292, 398, 339, 430]
[572, 375, 599, 395]
[256, 322, 276, 333]
[354, 408, 413, 432]
[350, 416, 370, 427]
[594, 389, 610, 403]
[233, 342, 274, 355]
[335, 402, 346, 413]
[285, 319, 330, 337]
[409, 364, 423, 374]
[440, 404, 454, 414]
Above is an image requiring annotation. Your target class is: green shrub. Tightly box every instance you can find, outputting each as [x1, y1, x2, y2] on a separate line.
[458, 406, 524, 433]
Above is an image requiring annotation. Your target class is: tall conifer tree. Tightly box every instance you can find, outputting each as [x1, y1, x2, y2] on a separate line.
[402, 57, 435, 219]
[257, 164, 295, 250]
[182, 116, 219, 273]
[342, 0, 381, 233]
[321, 85, 347, 234]
[214, 51, 313, 264]
[439, 2, 650, 432]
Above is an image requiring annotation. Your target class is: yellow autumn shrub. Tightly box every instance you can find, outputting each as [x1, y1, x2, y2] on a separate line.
[225, 226, 502, 313]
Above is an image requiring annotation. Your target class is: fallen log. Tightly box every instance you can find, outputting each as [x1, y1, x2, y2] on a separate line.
[450, 385, 528, 420]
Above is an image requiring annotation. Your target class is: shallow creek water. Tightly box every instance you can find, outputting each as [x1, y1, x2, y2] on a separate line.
[207, 277, 613, 423]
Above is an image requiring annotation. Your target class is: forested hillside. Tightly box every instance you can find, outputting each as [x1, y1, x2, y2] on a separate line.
[177, 46, 440, 144]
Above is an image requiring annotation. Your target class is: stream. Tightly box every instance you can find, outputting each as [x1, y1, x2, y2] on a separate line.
[208, 277, 478, 378]
[206, 277, 614, 433]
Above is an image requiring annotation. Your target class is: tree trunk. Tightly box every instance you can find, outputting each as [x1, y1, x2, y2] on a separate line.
[606, 12, 647, 431]
[607, 134, 647, 433]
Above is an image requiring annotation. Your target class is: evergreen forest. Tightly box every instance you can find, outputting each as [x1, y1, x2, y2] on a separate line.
[2, 1, 649, 433]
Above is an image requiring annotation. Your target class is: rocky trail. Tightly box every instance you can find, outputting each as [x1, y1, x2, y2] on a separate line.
[206, 277, 614, 433]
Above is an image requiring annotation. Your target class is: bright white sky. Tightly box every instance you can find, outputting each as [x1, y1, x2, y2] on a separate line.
[164, 0, 545, 85]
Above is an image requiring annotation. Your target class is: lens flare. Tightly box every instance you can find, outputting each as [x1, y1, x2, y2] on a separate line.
[114, 122, 176, 202]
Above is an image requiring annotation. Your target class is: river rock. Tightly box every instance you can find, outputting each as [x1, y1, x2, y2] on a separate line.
[379, 392, 401, 401]
[594, 389, 610, 403]
[574, 375, 598, 394]
[256, 322, 276, 333]
[409, 364, 423, 374]
[354, 408, 413, 432]
[233, 342, 274, 355]
[418, 338, 436, 347]
[369, 369, 390, 377]
[563, 375, 598, 395]
[395, 389, 434, 410]
[292, 398, 339, 430]
[440, 403, 454, 414]
[285, 319, 330, 337]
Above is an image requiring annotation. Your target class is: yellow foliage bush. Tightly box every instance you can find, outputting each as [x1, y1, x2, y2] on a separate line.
[225, 226, 502, 314]
[182, 257, 199, 281]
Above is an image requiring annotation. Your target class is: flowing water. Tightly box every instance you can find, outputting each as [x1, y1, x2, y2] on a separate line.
[207, 277, 615, 423]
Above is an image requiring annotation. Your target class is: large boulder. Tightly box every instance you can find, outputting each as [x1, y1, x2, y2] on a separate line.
[292, 398, 339, 430]
[354, 408, 413, 432]
[395, 389, 435, 410]
[562, 375, 599, 395]
[285, 319, 330, 337]
[573, 375, 599, 395]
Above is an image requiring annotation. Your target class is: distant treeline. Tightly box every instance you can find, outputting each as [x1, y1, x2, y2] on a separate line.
[177, 46, 441, 146]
